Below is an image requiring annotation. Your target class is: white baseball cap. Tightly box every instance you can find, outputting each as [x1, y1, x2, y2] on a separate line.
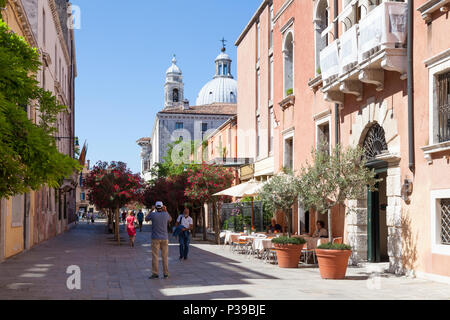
[155, 201, 163, 208]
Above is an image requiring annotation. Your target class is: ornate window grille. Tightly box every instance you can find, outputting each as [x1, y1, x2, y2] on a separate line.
[437, 72, 450, 143]
[441, 199, 450, 245]
[363, 123, 388, 160]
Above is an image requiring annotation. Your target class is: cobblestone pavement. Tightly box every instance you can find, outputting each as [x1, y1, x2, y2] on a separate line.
[0, 221, 449, 300]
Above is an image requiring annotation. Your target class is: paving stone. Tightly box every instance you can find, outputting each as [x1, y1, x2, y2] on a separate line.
[1, 221, 450, 299]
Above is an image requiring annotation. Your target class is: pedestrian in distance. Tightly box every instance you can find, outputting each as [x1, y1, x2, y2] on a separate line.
[91, 212, 95, 224]
[137, 209, 144, 232]
[122, 210, 127, 224]
[145, 201, 172, 279]
[126, 211, 138, 247]
[175, 207, 193, 261]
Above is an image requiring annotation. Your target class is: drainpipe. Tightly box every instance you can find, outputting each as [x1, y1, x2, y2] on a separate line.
[334, 0, 339, 147]
[407, 0, 415, 173]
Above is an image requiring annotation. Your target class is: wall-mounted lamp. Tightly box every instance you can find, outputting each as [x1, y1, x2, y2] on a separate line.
[401, 178, 413, 203]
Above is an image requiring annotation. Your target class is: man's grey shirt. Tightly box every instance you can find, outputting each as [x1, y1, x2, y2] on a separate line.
[147, 211, 171, 240]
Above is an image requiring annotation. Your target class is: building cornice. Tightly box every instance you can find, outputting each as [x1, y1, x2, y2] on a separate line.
[417, 0, 450, 23]
[273, 0, 294, 23]
[235, 0, 269, 46]
[48, 0, 70, 66]
[9, 0, 38, 48]
[424, 48, 450, 68]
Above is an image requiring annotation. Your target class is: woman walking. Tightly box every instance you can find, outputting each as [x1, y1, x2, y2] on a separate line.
[126, 211, 137, 247]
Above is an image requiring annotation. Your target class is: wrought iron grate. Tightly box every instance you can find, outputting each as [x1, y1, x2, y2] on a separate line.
[363, 123, 388, 160]
[441, 199, 450, 245]
[437, 72, 450, 143]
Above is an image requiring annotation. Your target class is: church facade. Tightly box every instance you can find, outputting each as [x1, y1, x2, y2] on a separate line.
[138, 47, 238, 180]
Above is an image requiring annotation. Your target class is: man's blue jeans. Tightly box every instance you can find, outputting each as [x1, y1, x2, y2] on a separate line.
[179, 231, 190, 259]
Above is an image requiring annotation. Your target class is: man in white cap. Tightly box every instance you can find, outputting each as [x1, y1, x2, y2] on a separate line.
[145, 201, 172, 279]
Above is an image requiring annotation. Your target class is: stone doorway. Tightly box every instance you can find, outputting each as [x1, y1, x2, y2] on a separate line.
[347, 101, 404, 274]
[367, 170, 389, 263]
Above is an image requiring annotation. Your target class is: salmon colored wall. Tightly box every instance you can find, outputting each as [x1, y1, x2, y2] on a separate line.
[237, 22, 257, 159]
[405, 2, 450, 278]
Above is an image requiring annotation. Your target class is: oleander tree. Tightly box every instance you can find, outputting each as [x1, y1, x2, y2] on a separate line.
[85, 161, 144, 244]
[257, 173, 302, 237]
[0, 19, 80, 198]
[297, 144, 379, 242]
[185, 164, 234, 243]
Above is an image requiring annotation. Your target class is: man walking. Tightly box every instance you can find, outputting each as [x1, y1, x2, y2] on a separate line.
[176, 207, 193, 260]
[137, 210, 144, 232]
[145, 201, 172, 279]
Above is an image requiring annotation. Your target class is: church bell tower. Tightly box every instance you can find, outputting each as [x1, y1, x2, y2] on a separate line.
[164, 55, 184, 109]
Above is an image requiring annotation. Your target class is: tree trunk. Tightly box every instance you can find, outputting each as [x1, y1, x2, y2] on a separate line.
[192, 209, 197, 237]
[285, 210, 291, 238]
[115, 207, 120, 245]
[214, 201, 220, 245]
[328, 209, 332, 243]
[202, 205, 207, 241]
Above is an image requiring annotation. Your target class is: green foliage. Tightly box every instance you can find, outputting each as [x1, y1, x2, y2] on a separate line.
[0, 19, 80, 198]
[257, 173, 301, 236]
[317, 242, 352, 250]
[317, 67, 321, 75]
[297, 144, 379, 215]
[286, 88, 293, 96]
[271, 236, 306, 245]
[150, 139, 204, 180]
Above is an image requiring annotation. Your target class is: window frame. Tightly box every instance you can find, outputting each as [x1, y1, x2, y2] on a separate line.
[428, 55, 450, 146]
[431, 189, 450, 256]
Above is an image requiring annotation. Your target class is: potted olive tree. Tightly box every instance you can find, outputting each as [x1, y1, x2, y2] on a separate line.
[258, 173, 306, 268]
[297, 144, 378, 279]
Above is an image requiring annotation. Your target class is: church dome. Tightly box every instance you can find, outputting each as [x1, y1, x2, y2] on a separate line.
[196, 46, 237, 106]
[196, 77, 237, 105]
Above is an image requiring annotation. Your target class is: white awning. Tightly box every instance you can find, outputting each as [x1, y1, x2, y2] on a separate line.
[213, 180, 266, 198]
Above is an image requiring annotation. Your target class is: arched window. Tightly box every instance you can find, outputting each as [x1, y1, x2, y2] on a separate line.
[173, 88, 179, 102]
[283, 32, 294, 97]
[223, 63, 228, 76]
[363, 123, 388, 160]
[315, 0, 329, 74]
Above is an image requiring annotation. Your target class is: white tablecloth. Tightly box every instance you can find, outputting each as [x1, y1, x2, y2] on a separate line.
[253, 238, 273, 251]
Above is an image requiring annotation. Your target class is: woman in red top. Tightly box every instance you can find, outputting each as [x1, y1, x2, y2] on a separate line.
[126, 211, 137, 247]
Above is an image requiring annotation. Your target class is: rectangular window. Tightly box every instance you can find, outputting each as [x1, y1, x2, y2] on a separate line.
[43, 10, 46, 47]
[270, 5, 274, 49]
[269, 57, 274, 102]
[269, 107, 274, 154]
[11, 195, 24, 227]
[256, 115, 261, 158]
[257, 69, 260, 113]
[175, 122, 184, 130]
[437, 72, 450, 143]
[318, 122, 330, 154]
[441, 199, 450, 245]
[256, 22, 260, 60]
[80, 193, 85, 201]
[202, 123, 208, 132]
[284, 137, 294, 171]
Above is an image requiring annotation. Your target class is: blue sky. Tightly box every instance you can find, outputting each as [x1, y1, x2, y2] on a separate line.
[72, 0, 261, 173]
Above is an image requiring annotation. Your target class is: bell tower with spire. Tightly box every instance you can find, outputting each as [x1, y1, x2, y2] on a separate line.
[164, 55, 184, 109]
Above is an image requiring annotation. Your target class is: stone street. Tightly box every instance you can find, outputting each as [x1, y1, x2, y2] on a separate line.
[0, 221, 449, 300]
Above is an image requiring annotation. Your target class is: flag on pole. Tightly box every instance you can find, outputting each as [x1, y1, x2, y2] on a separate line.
[78, 141, 88, 166]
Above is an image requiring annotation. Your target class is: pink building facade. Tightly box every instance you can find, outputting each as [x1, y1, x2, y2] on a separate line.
[236, 0, 450, 281]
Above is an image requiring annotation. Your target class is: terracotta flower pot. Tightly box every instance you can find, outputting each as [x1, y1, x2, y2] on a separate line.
[273, 243, 305, 268]
[315, 249, 352, 279]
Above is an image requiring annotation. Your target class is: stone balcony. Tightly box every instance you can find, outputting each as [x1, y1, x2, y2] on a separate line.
[320, 2, 408, 104]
